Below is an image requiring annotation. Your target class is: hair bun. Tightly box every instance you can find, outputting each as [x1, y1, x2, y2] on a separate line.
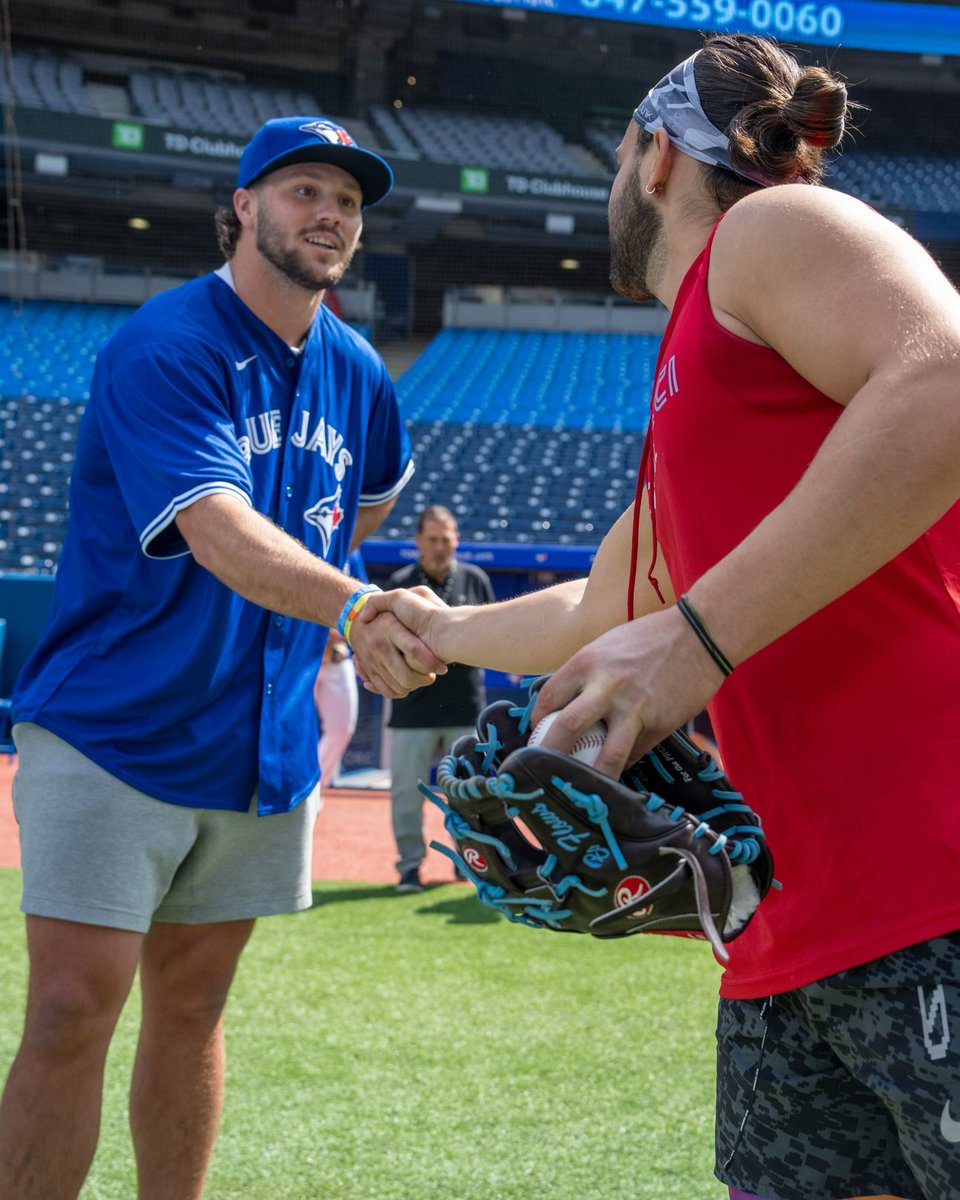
[696, 34, 858, 186]
[786, 69, 849, 149]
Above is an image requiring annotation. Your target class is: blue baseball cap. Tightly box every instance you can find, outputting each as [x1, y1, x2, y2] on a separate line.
[236, 116, 394, 207]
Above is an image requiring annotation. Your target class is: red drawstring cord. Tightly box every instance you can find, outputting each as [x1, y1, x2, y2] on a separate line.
[628, 429, 664, 620]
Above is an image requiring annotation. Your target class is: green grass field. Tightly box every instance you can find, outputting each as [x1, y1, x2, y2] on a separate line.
[0, 870, 728, 1200]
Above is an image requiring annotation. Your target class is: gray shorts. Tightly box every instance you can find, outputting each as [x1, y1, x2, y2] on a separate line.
[715, 932, 960, 1200]
[12, 723, 320, 933]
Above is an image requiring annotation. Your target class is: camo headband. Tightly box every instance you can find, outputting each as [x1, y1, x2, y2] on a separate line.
[633, 51, 786, 188]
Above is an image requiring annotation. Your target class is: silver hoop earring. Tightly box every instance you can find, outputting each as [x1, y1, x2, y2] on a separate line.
[644, 183, 660, 195]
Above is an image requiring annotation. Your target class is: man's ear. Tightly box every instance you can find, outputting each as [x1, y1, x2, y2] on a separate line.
[647, 128, 676, 192]
[234, 186, 256, 230]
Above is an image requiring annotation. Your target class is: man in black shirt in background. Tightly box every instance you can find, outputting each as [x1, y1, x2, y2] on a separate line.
[385, 506, 495, 892]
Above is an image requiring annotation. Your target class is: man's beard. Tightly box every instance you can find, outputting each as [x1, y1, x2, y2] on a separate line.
[608, 176, 664, 303]
[255, 209, 356, 293]
[423, 553, 452, 577]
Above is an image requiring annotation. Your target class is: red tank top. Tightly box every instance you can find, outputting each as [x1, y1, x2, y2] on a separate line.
[638, 221, 960, 998]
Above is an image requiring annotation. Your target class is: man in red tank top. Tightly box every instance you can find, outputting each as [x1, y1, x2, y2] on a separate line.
[359, 34, 960, 1200]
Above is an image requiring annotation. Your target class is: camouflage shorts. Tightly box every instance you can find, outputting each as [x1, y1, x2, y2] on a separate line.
[715, 932, 960, 1200]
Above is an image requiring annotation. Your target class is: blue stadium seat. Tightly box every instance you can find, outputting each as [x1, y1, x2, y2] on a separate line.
[396, 328, 656, 432]
[0, 299, 131, 403]
[827, 152, 960, 215]
[380, 418, 644, 548]
[375, 326, 658, 547]
[0, 390, 85, 574]
[1, 310, 658, 570]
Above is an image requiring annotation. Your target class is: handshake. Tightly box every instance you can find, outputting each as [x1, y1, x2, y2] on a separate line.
[338, 583, 455, 701]
[337, 565, 733, 786]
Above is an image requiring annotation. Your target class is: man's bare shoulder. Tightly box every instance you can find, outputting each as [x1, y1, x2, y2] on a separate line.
[705, 187, 877, 350]
[707, 181, 960, 400]
[714, 181, 957, 310]
[714, 184, 893, 264]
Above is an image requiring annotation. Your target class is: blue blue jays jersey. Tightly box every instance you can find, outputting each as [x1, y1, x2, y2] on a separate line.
[13, 272, 413, 814]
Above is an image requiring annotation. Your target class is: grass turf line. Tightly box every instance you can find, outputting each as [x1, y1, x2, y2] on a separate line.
[0, 871, 728, 1199]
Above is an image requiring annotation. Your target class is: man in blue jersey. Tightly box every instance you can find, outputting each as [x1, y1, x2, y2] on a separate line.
[0, 116, 441, 1200]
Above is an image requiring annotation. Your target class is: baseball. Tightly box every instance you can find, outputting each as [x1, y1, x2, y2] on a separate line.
[528, 711, 607, 767]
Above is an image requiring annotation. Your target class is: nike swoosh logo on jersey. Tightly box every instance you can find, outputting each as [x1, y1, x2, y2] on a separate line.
[941, 1100, 960, 1143]
[235, 355, 258, 371]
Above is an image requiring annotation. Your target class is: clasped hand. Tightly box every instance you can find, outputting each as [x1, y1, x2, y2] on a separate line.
[347, 586, 447, 699]
[354, 589, 726, 777]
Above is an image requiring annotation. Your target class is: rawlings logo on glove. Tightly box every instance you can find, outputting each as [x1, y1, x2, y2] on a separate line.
[421, 677, 776, 962]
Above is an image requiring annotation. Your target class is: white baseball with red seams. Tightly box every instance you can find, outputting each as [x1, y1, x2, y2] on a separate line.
[527, 711, 607, 767]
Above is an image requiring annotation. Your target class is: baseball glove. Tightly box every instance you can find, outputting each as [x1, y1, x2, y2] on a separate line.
[423, 677, 775, 961]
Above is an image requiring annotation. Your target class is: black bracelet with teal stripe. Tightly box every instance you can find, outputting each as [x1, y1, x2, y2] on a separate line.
[676, 595, 734, 677]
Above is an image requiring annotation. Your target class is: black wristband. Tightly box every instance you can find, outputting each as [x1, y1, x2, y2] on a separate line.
[676, 595, 734, 677]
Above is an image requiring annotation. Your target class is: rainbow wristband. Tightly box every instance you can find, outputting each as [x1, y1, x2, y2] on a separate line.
[336, 584, 382, 647]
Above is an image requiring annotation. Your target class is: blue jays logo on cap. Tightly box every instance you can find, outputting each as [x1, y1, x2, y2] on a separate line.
[299, 119, 355, 146]
[236, 115, 394, 208]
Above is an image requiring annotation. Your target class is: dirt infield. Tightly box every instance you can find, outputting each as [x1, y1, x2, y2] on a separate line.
[0, 754, 459, 887]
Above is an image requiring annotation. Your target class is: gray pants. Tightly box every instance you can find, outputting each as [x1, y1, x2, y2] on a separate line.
[389, 725, 472, 874]
[12, 722, 320, 932]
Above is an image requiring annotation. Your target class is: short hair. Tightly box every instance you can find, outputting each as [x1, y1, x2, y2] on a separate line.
[417, 505, 458, 533]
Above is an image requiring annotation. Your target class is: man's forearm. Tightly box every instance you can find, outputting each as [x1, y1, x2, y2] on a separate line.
[177, 493, 358, 626]
[177, 492, 445, 697]
[359, 497, 667, 674]
[438, 579, 590, 673]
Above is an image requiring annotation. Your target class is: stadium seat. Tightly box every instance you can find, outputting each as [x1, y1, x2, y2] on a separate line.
[390, 106, 589, 176]
[128, 66, 325, 135]
[584, 124, 620, 174]
[0, 391, 84, 574]
[368, 105, 422, 158]
[360, 326, 658, 547]
[9, 53, 44, 108]
[0, 299, 129, 573]
[828, 152, 960, 215]
[395, 328, 656, 431]
[378, 417, 644, 548]
[0, 299, 131, 404]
